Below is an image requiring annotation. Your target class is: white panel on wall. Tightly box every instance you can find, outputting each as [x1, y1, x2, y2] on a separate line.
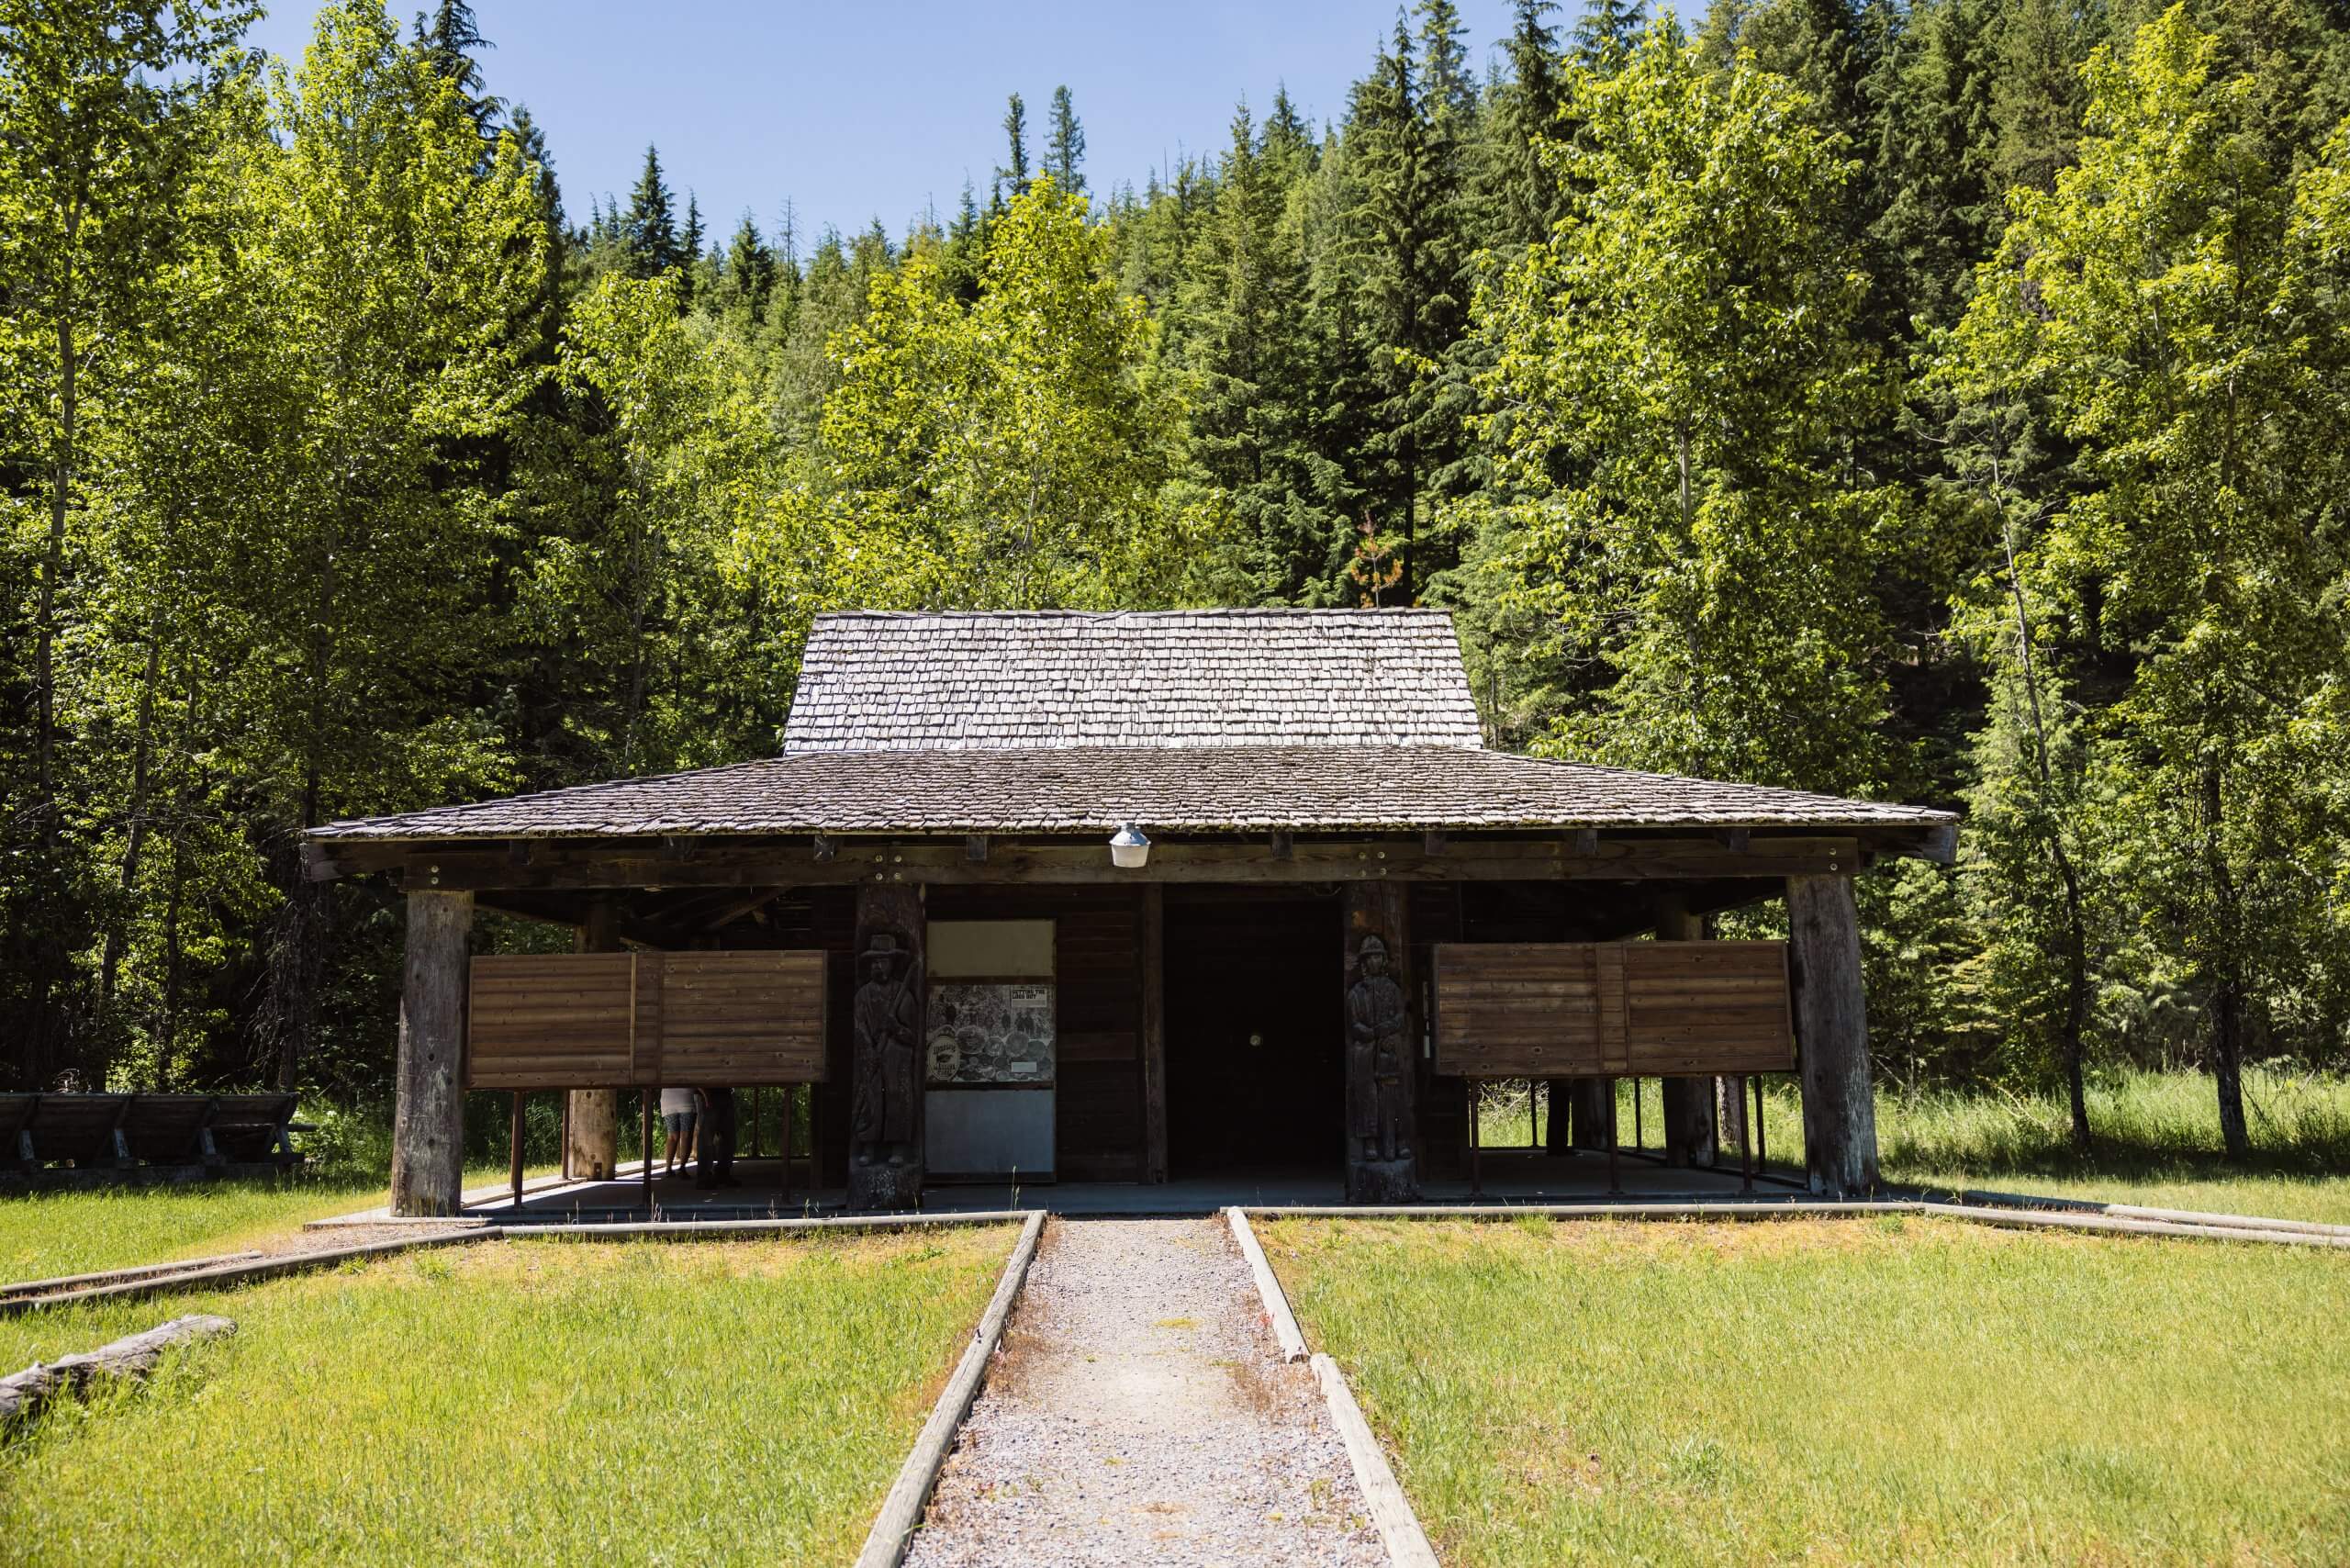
[928, 919, 1055, 979]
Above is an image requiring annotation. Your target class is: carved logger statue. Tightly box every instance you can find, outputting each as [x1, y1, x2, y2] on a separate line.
[851, 932, 920, 1175]
[1347, 934, 1415, 1186]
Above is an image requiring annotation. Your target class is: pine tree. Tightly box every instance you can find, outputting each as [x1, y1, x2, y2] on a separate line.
[997, 92, 1032, 205]
[679, 192, 707, 308]
[412, 0, 501, 135]
[1178, 105, 1318, 597]
[1046, 84, 1087, 194]
[1344, 10, 1478, 599]
[1483, 0, 1572, 249]
[717, 211, 776, 323]
[625, 144, 681, 278]
[1573, 0, 1648, 69]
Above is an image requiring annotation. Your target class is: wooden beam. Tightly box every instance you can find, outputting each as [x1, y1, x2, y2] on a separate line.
[1140, 884, 1167, 1184]
[964, 834, 989, 864]
[390, 890, 471, 1217]
[1422, 828, 1446, 857]
[1788, 873, 1878, 1197]
[812, 833, 837, 862]
[351, 835, 1866, 891]
[1270, 829, 1293, 861]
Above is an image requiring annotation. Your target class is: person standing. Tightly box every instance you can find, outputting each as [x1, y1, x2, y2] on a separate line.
[660, 1085, 697, 1176]
[695, 1085, 741, 1190]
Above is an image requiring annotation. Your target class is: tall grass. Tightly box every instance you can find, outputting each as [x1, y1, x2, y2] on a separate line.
[0, 1228, 1014, 1566]
[1877, 1065, 2350, 1174]
[1262, 1215, 2350, 1567]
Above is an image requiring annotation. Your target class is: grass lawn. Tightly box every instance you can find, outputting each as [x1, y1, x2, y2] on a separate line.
[0, 1162, 560, 1285]
[1261, 1215, 2350, 1567]
[1479, 1068, 2350, 1224]
[0, 1226, 1013, 1566]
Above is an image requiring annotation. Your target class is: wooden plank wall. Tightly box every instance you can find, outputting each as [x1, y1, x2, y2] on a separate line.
[465, 954, 640, 1090]
[1433, 940, 1794, 1079]
[464, 951, 828, 1089]
[929, 886, 1144, 1182]
[756, 888, 856, 1186]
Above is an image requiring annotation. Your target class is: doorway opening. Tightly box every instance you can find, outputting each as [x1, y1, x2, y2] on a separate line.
[1164, 890, 1343, 1178]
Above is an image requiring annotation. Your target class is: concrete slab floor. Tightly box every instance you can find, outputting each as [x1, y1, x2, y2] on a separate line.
[330, 1150, 1805, 1226]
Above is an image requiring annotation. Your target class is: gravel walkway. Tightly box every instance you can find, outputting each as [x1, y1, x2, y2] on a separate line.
[904, 1216, 1386, 1568]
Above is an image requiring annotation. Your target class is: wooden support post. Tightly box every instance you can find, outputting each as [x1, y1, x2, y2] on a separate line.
[509, 1092, 525, 1210]
[1787, 873, 1879, 1197]
[779, 1084, 794, 1206]
[1343, 881, 1418, 1203]
[1468, 1081, 1483, 1197]
[849, 881, 925, 1212]
[642, 1092, 654, 1208]
[390, 890, 472, 1217]
[1140, 883, 1168, 1183]
[1564, 1079, 1609, 1151]
[1605, 1076, 1622, 1195]
[565, 897, 621, 1181]
[1654, 902, 1718, 1169]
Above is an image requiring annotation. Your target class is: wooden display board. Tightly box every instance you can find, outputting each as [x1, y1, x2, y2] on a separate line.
[465, 951, 827, 1089]
[1433, 941, 1795, 1079]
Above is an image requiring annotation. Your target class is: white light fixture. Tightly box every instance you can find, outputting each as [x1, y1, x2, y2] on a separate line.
[1109, 823, 1151, 869]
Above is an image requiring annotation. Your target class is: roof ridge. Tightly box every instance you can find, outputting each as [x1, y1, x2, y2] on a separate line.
[807, 607, 1458, 621]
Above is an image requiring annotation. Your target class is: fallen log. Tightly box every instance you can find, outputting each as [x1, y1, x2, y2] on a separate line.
[0, 1314, 236, 1434]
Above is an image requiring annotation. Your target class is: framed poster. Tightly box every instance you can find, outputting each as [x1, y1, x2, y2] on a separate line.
[923, 919, 1056, 1180]
[926, 981, 1055, 1085]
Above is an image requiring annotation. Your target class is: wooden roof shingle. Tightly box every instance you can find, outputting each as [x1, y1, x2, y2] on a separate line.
[309, 745, 1956, 840]
[782, 609, 1485, 752]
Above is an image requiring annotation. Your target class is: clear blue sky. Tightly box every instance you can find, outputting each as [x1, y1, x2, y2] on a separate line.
[241, 1, 1624, 246]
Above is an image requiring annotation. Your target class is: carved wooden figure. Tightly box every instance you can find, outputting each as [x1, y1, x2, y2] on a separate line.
[850, 883, 925, 1209]
[1343, 882, 1418, 1203]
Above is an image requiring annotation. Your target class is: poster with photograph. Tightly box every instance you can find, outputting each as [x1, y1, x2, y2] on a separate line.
[925, 981, 1055, 1086]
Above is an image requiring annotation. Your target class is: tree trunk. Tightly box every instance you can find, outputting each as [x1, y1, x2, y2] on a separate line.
[564, 898, 621, 1180]
[1654, 903, 1716, 1168]
[2203, 763, 2250, 1160]
[97, 633, 166, 1028]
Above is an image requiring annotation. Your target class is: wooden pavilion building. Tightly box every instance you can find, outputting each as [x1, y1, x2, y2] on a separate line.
[304, 610, 1957, 1217]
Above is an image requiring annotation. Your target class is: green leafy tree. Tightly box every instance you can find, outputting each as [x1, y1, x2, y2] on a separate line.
[1472, 28, 1904, 793]
[816, 179, 1211, 610]
[0, 0, 255, 1086]
[1950, 5, 2350, 1154]
[201, 0, 549, 1085]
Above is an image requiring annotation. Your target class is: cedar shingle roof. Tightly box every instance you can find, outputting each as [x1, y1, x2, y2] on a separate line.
[309, 745, 1955, 840]
[782, 610, 1484, 752]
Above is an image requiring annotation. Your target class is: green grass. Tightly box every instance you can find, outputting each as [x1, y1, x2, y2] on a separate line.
[1480, 1067, 2350, 1224]
[0, 1162, 559, 1285]
[0, 1226, 1013, 1566]
[1261, 1215, 2350, 1566]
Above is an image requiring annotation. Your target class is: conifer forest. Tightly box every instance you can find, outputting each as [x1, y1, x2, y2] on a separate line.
[6, 0, 2349, 1156]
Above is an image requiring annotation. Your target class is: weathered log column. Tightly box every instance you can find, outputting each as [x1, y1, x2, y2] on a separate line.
[1787, 873, 1878, 1196]
[390, 890, 472, 1216]
[564, 897, 621, 1181]
[849, 882, 924, 1211]
[1343, 881, 1418, 1203]
[1563, 1080, 1610, 1149]
[1655, 904, 1718, 1169]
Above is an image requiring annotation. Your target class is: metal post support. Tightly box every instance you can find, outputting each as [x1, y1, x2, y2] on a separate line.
[641, 1092, 654, 1209]
[509, 1092, 525, 1212]
[1754, 1077, 1768, 1172]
